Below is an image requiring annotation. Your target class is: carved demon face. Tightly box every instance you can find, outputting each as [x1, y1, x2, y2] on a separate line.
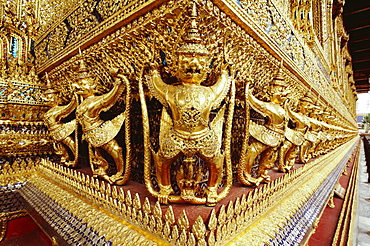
[76, 77, 96, 97]
[44, 92, 59, 106]
[270, 85, 289, 104]
[176, 53, 210, 85]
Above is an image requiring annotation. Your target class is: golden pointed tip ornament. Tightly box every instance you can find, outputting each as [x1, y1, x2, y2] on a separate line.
[177, 2, 208, 55]
[77, 58, 92, 80]
[44, 72, 58, 94]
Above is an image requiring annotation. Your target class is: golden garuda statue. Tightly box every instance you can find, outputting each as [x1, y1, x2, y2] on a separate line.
[296, 96, 317, 164]
[277, 96, 310, 172]
[75, 59, 131, 186]
[238, 65, 289, 186]
[305, 100, 324, 160]
[140, 3, 235, 206]
[43, 73, 78, 167]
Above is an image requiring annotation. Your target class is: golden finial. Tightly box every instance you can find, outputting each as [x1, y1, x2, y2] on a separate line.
[77, 58, 92, 80]
[164, 205, 175, 225]
[177, 2, 208, 55]
[187, 233, 196, 245]
[163, 222, 171, 240]
[177, 210, 189, 231]
[133, 193, 141, 210]
[192, 216, 206, 241]
[153, 201, 163, 218]
[272, 59, 285, 86]
[226, 200, 234, 220]
[142, 197, 151, 214]
[179, 229, 188, 244]
[112, 186, 118, 199]
[208, 231, 216, 245]
[171, 225, 179, 243]
[208, 209, 217, 231]
[218, 204, 226, 225]
[125, 190, 132, 206]
[44, 72, 58, 94]
[118, 188, 125, 202]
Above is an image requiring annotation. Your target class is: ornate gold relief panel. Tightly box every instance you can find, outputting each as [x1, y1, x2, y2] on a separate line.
[38, 0, 357, 210]
[42, 0, 347, 204]
[238, 0, 355, 123]
[35, 0, 156, 72]
[35, 0, 356, 126]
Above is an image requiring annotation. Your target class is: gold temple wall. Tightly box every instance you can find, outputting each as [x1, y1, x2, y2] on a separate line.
[33, 0, 357, 180]
[0, 0, 360, 245]
[0, 137, 360, 245]
[35, 0, 357, 128]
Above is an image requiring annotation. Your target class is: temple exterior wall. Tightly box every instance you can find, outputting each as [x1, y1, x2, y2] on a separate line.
[0, 0, 359, 245]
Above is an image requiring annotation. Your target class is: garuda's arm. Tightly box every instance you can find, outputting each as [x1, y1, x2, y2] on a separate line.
[246, 87, 268, 118]
[286, 103, 310, 128]
[211, 68, 231, 109]
[94, 75, 128, 115]
[55, 95, 78, 122]
[144, 69, 169, 107]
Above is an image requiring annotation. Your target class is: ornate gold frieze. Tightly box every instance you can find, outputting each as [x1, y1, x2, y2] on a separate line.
[37, 0, 358, 206]
[40, 0, 356, 129]
[0, 158, 37, 186]
[222, 0, 356, 124]
[34, 0, 165, 73]
[0, 0, 358, 244]
[31, 137, 358, 245]
[0, 0, 53, 159]
[0, 81, 46, 105]
[26, 171, 163, 245]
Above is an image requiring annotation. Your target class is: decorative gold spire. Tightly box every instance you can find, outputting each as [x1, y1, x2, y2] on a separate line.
[271, 60, 285, 86]
[77, 59, 92, 80]
[44, 72, 58, 94]
[177, 2, 208, 55]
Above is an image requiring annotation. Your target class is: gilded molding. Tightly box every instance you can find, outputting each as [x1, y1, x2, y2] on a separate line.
[32, 137, 358, 245]
[23, 173, 163, 245]
[213, 0, 356, 127]
[332, 144, 360, 245]
[39, 0, 357, 130]
[0, 211, 28, 242]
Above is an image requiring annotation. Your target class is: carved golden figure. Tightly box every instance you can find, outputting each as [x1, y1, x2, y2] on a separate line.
[306, 102, 324, 160]
[43, 74, 78, 167]
[278, 96, 311, 171]
[75, 59, 130, 185]
[142, 4, 233, 206]
[316, 110, 336, 154]
[238, 67, 289, 186]
[297, 96, 317, 163]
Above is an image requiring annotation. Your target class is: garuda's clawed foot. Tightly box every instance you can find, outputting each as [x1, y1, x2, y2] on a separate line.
[110, 172, 126, 185]
[101, 174, 113, 184]
[243, 173, 263, 187]
[65, 161, 77, 168]
[205, 186, 218, 207]
[158, 184, 174, 205]
[278, 165, 290, 173]
[260, 174, 270, 183]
